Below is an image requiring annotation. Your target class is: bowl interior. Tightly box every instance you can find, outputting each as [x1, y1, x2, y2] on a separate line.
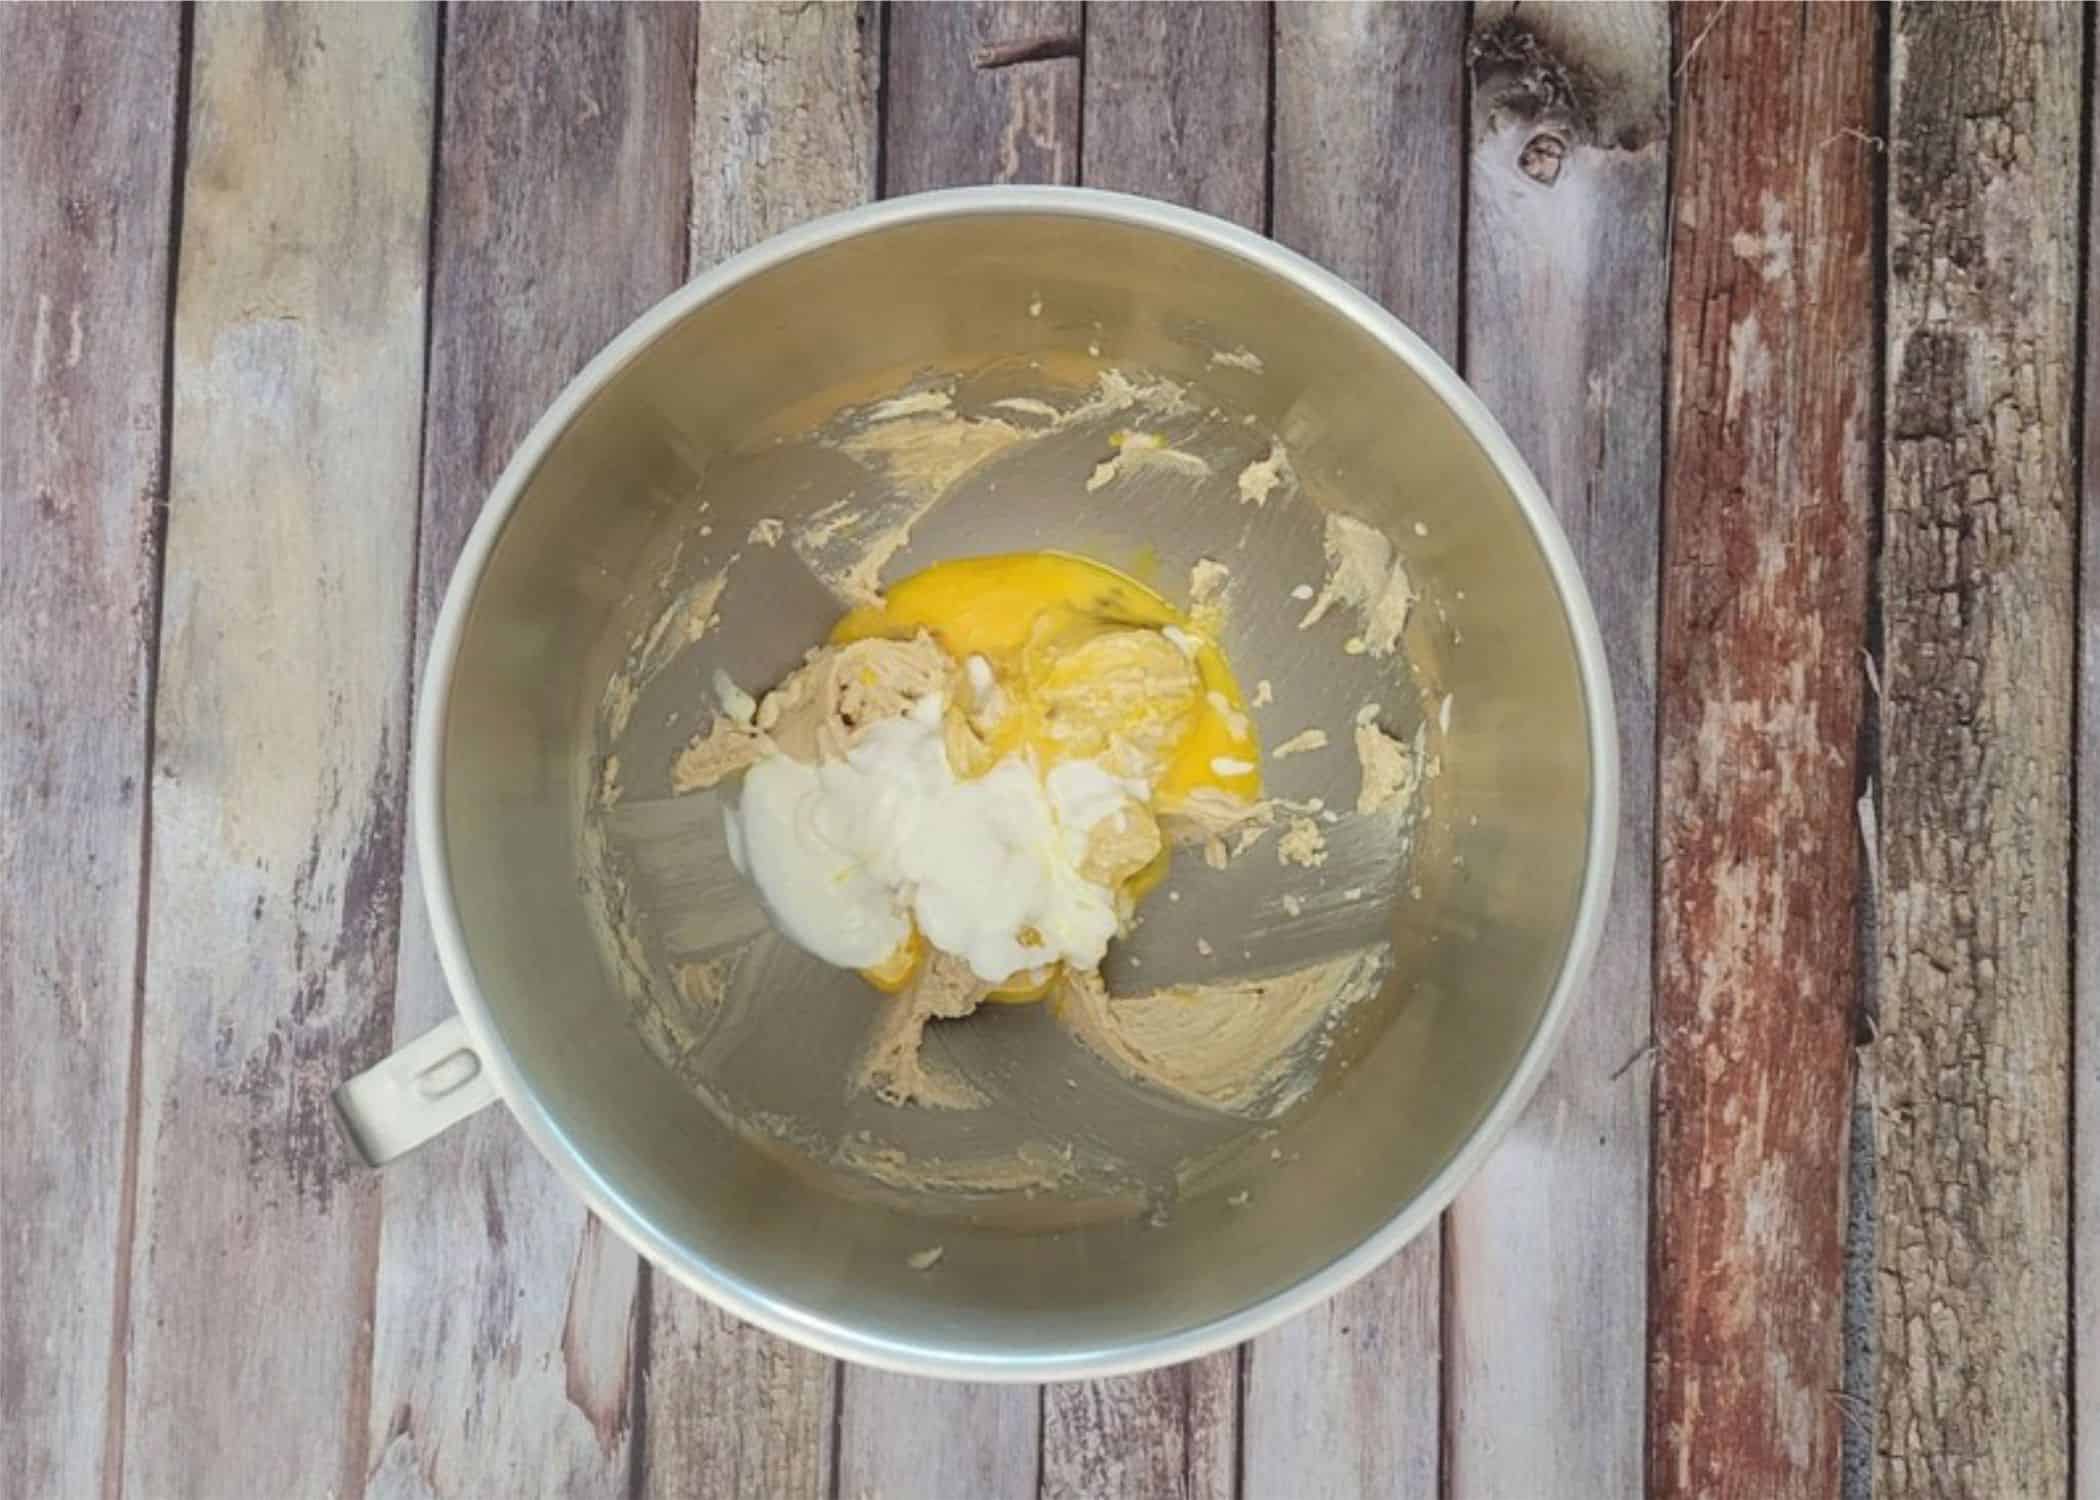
[434, 203, 1597, 1371]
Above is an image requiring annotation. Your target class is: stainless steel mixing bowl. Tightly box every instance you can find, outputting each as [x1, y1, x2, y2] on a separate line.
[334, 186, 1615, 1380]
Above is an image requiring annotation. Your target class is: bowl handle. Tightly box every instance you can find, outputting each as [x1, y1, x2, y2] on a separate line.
[332, 1015, 499, 1167]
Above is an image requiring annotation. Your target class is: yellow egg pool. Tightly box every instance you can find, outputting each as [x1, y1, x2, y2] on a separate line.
[830, 551, 1263, 999]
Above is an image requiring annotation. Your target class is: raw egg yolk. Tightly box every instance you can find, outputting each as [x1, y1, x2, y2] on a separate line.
[831, 552, 1261, 1000]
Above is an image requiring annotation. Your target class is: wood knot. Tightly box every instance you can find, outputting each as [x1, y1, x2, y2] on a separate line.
[1519, 132, 1568, 185]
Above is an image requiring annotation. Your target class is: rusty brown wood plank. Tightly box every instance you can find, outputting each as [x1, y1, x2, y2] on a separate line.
[120, 7, 434, 1495]
[1445, 5, 1667, 1495]
[1876, 5, 2081, 1494]
[1080, 0, 1268, 228]
[1244, 7, 1465, 1495]
[1651, 4, 1879, 1496]
[639, 6, 882, 1496]
[0, 7, 181, 1498]
[359, 7, 697, 1496]
[1026, 9, 1274, 1494]
[884, 0, 1080, 194]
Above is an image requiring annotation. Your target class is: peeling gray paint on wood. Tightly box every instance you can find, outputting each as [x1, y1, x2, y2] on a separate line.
[0, 7, 181, 1497]
[1041, 1360, 1237, 1500]
[1446, 5, 1667, 1496]
[1272, 2, 1466, 352]
[885, 0, 1080, 194]
[2077, 37, 2100, 1500]
[1243, 1255, 1439, 1500]
[838, 1375, 1041, 1500]
[123, 8, 434, 1495]
[1081, 0, 1268, 230]
[361, 8, 694, 1497]
[690, 2, 881, 274]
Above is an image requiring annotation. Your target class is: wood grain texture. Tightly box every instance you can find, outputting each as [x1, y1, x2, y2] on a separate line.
[1041, 1360, 1237, 1500]
[640, 7, 881, 1496]
[1446, 6, 1667, 1496]
[884, 0, 1080, 194]
[1877, 5, 2081, 1494]
[1652, 5, 1878, 1496]
[689, 2, 881, 272]
[361, 8, 695, 1498]
[1026, 9, 1273, 1492]
[1242, 1262, 1439, 1500]
[2079, 50, 2100, 1500]
[837, 1377, 1041, 1500]
[1081, 0, 1268, 228]
[122, 7, 433, 1496]
[643, 1300, 836, 1500]
[0, 8, 179, 1499]
[1273, 1, 1467, 349]
[1244, 9, 1463, 1496]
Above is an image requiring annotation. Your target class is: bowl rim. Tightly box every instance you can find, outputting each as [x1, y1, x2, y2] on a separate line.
[414, 184, 1620, 1381]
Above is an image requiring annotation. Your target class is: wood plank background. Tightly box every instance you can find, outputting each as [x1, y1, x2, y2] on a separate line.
[2, 4, 2089, 1498]
[1654, 5, 1877, 1494]
[1877, 7, 2081, 1495]
[1452, 6, 1665, 1498]
[2, 7, 182, 1498]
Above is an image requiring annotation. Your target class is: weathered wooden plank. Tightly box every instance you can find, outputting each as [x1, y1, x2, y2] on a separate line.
[1245, 9, 1465, 1497]
[1023, 10, 1275, 1494]
[1877, 6, 2081, 1494]
[1080, 0, 1268, 227]
[1041, 1359, 1237, 1500]
[688, 1, 882, 271]
[1651, 5, 1878, 1496]
[0, 7, 180, 1498]
[1243, 1267, 1439, 1500]
[121, 7, 433, 1496]
[1273, 1, 1466, 348]
[643, 1299, 838, 1500]
[1445, 6, 1666, 1497]
[2078, 53, 2100, 1500]
[884, 0, 1080, 194]
[360, 8, 695, 1498]
[638, 6, 881, 1496]
[838, 1378, 1041, 1500]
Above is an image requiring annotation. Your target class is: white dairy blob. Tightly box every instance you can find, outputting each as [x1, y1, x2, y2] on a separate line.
[727, 694, 1136, 982]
